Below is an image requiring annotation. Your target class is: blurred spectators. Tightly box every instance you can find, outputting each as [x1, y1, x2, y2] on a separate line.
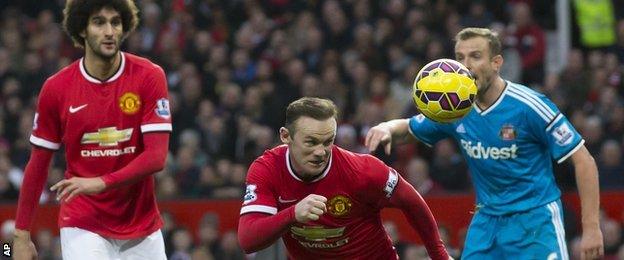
[169, 227, 194, 260]
[2, 0, 624, 257]
[505, 2, 546, 86]
[0, 156, 19, 200]
[214, 230, 245, 260]
[383, 220, 409, 259]
[404, 157, 444, 195]
[438, 225, 461, 259]
[35, 228, 61, 260]
[402, 244, 429, 260]
[1, 219, 14, 244]
[598, 140, 624, 189]
[429, 139, 470, 192]
[335, 124, 366, 154]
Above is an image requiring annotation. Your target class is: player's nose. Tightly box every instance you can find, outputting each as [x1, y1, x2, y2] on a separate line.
[462, 61, 471, 71]
[103, 23, 114, 36]
[312, 148, 327, 157]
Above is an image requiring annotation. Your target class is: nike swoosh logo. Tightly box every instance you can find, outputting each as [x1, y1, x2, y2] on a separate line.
[69, 104, 88, 113]
[278, 196, 297, 203]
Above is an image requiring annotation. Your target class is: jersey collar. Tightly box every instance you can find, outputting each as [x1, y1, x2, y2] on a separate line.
[79, 52, 126, 84]
[473, 80, 509, 116]
[285, 148, 333, 183]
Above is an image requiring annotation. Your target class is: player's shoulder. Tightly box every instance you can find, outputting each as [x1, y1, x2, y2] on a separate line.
[506, 81, 548, 99]
[504, 81, 559, 122]
[249, 145, 287, 173]
[123, 52, 165, 75]
[43, 59, 81, 90]
[334, 146, 396, 197]
[333, 146, 388, 176]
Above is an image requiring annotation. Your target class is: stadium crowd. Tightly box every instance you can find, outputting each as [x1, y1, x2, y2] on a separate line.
[1, 0, 624, 259]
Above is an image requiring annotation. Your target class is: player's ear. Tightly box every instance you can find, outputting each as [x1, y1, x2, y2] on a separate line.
[279, 127, 291, 144]
[491, 54, 503, 72]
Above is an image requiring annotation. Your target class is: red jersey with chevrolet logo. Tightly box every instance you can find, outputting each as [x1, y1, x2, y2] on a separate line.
[30, 52, 172, 239]
[241, 145, 400, 259]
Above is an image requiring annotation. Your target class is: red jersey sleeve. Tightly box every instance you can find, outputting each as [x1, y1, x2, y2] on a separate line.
[358, 155, 400, 207]
[240, 159, 278, 215]
[361, 156, 449, 260]
[100, 132, 169, 188]
[15, 147, 54, 230]
[29, 79, 62, 150]
[389, 177, 450, 260]
[140, 66, 172, 133]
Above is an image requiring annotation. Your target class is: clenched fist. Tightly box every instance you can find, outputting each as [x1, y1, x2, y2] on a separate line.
[294, 194, 327, 223]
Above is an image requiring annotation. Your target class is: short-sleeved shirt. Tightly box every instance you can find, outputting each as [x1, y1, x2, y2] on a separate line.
[31, 52, 172, 239]
[408, 81, 583, 215]
[241, 145, 402, 259]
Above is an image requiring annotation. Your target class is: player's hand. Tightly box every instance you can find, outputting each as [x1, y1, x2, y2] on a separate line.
[294, 194, 327, 223]
[51, 177, 106, 202]
[12, 229, 37, 260]
[579, 225, 603, 260]
[365, 123, 393, 155]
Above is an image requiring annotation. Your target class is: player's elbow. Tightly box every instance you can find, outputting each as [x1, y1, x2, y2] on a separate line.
[148, 150, 168, 173]
[238, 242, 257, 254]
[237, 230, 262, 254]
[239, 241, 271, 254]
[153, 155, 167, 172]
[237, 217, 270, 254]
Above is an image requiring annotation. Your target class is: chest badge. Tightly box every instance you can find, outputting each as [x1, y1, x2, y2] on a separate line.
[119, 92, 141, 115]
[499, 124, 516, 141]
[328, 195, 352, 217]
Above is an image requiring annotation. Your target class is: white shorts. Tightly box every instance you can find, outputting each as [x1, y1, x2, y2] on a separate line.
[60, 227, 166, 260]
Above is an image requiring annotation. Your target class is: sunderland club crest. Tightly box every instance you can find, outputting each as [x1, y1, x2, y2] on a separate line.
[499, 124, 516, 141]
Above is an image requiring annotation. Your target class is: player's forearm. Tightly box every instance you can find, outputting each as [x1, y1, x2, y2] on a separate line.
[574, 156, 600, 228]
[13, 229, 31, 239]
[101, 132, 169, 189]
[238, 207, 296, 253]
[15, 147, 54, 230]
[384, 119, 415, 145]
[390, 178, 449, 260]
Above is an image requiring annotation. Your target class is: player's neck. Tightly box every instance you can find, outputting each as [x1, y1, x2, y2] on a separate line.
[289, 158, 325, 182]
[83, 50, 122, 81]
[291, 164, 318, 182]
[476, 77, 505, 109]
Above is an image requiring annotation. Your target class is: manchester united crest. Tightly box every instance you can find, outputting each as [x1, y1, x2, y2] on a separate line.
[499, 124, 516, 141]
[328, 195, 352, 217]
[119, 92, 141, 115]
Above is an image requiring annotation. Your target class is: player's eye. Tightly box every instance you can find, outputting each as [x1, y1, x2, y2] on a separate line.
[92, 18, 104, 25]
[111, 19, 122, 27]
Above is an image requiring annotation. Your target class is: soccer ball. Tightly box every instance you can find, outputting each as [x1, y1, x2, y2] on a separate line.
[413, 58, 477, 123]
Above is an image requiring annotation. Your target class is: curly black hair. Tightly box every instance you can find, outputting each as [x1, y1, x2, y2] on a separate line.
[62, 0, 139, 48]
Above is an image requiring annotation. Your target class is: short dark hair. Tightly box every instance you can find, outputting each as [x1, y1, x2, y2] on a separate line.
[63, 0, 139, 48]
[455, 27, 502, 58]
[285, 97, 338, 133]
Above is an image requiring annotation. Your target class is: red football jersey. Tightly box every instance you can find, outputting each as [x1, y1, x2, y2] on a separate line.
[30, 52, 172, 239]
[241, 145, 401, 259]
